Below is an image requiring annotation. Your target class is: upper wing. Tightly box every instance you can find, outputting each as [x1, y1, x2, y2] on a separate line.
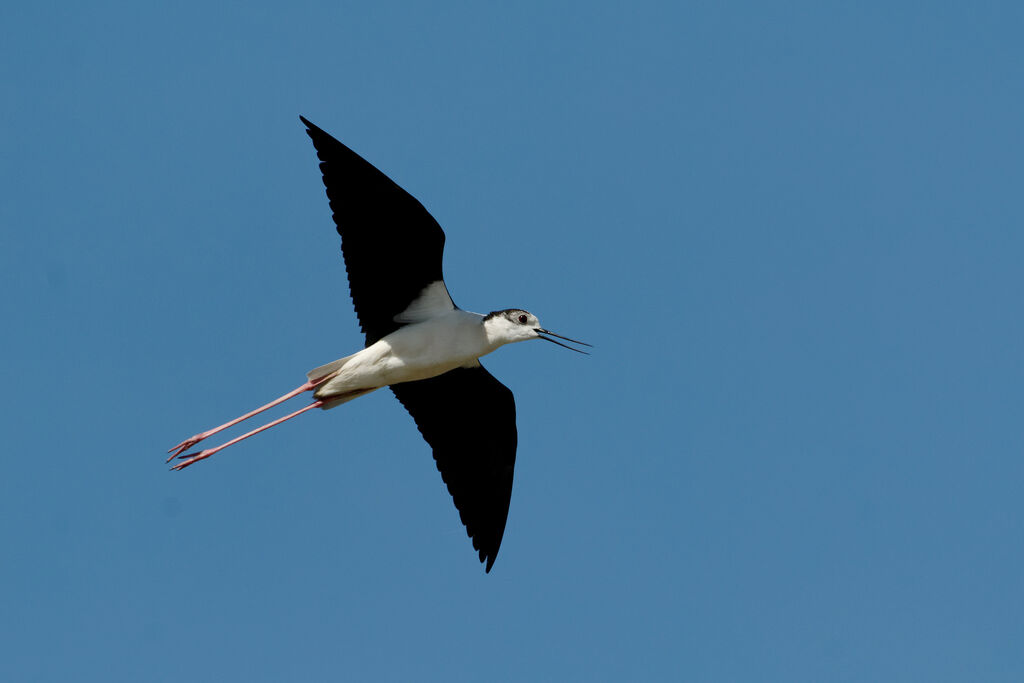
[301, 116, 452, 345]
[390, 365, 518, 573]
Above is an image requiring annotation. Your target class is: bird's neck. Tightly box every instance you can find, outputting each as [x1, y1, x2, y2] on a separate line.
[481, 317, 521, 351]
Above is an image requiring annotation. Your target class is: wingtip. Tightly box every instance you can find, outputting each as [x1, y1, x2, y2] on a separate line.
[299, 115, 320, 135]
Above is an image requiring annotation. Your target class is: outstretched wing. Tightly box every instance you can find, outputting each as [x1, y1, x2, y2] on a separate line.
[301, 116, 453, 345]
[390, 365, 517, 572]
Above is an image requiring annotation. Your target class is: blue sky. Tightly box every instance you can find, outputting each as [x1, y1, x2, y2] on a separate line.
[3, 2, 1023, 681]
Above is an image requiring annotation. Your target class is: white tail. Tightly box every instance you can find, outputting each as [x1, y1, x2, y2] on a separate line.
[306, 354, 355, 382]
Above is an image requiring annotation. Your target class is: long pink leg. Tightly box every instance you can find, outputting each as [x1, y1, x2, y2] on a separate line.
[167, 378, 326, 461]
[171, 400, 324, 471]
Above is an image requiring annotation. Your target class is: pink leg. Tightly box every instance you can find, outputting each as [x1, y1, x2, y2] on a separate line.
[167, 378, 326, 461]
[171, 400, 324, 471]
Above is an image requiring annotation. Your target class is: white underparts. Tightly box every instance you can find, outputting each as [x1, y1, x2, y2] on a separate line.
[305, 280, 524, 411]
[309, 309, 493, 406]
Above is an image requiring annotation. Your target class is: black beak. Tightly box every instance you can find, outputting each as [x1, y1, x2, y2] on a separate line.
[536, 328, 592, 355]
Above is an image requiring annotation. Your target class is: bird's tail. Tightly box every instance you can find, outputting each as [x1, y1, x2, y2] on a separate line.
[306, 354, 356, 382]
[307, 353, 381, 409]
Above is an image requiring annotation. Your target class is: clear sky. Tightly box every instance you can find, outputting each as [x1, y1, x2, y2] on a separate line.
[3, 2, 1023, 681]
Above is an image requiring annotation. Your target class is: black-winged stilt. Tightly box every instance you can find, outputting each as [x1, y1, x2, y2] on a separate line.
[167, 116, 589, 572]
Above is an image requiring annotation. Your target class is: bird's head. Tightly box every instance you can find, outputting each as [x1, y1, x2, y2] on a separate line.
[483, 309, 591, 353]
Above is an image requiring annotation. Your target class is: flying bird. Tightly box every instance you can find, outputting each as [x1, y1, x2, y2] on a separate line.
[167, 116, 589, 572]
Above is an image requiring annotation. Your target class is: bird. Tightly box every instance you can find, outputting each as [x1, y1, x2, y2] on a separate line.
[167, 116, 589, 572]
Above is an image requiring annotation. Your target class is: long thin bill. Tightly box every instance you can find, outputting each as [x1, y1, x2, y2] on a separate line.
[536, 328, 591, 354]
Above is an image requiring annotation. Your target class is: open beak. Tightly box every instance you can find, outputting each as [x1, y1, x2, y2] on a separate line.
[536, 328, 592, 355]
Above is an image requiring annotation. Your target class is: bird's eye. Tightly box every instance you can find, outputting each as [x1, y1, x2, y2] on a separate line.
[518, 314, 528, 324]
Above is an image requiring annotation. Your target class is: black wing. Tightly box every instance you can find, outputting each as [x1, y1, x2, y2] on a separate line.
[390, 365, 517, 572]
[301, 116, 450, 345]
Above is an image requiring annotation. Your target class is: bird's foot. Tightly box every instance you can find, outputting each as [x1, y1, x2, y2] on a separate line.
[170, 449, 212, 471]
[167, 434, 206, 461]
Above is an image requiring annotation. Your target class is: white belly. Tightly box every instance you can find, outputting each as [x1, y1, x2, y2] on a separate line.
[315, 310, 491, 398]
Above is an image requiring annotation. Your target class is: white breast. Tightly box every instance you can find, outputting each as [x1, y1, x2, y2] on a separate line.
[315, 310, 491, 398]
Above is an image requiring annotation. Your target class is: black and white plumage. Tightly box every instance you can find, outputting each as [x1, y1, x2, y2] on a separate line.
[168, 117, 589, 572]
[301, 116, 448, 346]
